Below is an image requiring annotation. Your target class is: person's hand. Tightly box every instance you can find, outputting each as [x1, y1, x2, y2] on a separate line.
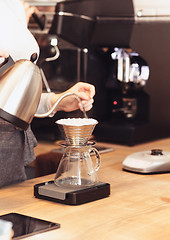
[50, 82, 95, 113]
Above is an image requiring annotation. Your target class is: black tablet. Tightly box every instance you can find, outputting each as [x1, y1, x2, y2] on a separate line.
[0, 212, 60, 239]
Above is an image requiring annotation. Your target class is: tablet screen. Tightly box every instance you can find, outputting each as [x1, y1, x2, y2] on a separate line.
[0, 212, 60, 239]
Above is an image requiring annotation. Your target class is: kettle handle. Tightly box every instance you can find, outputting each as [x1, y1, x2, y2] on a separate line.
[0, 57, 9, 68]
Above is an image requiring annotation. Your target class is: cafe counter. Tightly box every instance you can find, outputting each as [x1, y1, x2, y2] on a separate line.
[1, 138, 170, 239]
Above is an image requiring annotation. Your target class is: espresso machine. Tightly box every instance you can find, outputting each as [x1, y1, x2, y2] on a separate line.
[28, 0, 170, 145]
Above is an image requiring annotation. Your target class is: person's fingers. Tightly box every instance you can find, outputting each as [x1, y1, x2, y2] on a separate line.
[81, 99, 94, 107]
[87, 85, 95, 98]
[78, 83, 95, 98]
[79, 99, 94, 111]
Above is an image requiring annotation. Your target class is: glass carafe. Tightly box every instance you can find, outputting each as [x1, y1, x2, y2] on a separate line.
[54, 143, 100, 189]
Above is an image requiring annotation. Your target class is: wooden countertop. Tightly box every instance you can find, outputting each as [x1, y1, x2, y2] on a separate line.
[1, 138, 170, 240]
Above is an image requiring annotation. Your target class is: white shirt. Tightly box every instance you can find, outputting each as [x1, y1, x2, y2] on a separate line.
[0, 0, 53, 115]
[0, 0, 39, 61]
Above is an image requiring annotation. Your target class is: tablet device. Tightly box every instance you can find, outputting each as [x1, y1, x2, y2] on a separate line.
[0, 212, 60, 239]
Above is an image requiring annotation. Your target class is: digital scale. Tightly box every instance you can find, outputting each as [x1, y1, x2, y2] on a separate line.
[122, 149, 170, 174]
[34, 181, 110, 205]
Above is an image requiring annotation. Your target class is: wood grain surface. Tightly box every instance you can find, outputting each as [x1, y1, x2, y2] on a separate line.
[1, 138, 170, 240]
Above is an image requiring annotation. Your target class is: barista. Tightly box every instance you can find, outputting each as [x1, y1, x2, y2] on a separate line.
[0, 0, 95, 187]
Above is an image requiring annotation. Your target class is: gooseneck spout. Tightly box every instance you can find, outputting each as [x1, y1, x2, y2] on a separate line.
[0, 55, 87, 131]
[34, 92, 88, 119]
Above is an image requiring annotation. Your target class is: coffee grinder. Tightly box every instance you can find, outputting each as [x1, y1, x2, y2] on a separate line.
[91, 47, 150, 146]
[34, 118, 110, 205]
[42, 0, 170, 146]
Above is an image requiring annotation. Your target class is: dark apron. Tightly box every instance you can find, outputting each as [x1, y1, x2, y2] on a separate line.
[0, 118, 37, 187]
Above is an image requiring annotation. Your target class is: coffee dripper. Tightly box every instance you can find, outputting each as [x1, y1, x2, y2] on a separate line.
[34, 117, 110, 205]
[54, 118, 101, 189]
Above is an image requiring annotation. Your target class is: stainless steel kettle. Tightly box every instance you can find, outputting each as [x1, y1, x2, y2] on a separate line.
[0, 54, 87, 130]
[0, 55, 42, 130]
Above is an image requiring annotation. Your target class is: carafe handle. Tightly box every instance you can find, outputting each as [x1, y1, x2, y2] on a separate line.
[89, 147, 101, 173]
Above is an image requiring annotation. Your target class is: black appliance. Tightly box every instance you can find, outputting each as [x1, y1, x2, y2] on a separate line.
[29, 0, 170, 145]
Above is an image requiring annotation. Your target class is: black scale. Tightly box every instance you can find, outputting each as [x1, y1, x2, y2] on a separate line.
[34, 144, 111, 205]
[34, 181, 110, 205]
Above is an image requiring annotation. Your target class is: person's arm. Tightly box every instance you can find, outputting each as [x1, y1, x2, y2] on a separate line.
[49, 82, 95, 112]
[36, 82, 95, 115]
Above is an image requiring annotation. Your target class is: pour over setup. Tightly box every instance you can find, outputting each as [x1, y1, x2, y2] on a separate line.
[34, 118, 110, 205]
[1, 0, 170, 203]
[0, 46, 110, 205]
[2, 2, 170, 239]
[54, 118, 100, 188]
[1, 2, 170, 239]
